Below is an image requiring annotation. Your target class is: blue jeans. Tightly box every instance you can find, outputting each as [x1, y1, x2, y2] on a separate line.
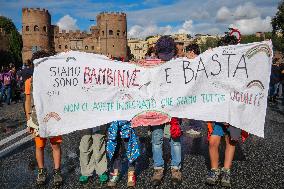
[151, 125, 181, 169]
[112, 138, 136, 172]
[1, 84, 12, 104]
[269, 82, 280, 97]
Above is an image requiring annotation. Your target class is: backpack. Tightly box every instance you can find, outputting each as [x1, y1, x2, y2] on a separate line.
[3, 73, 11, 85]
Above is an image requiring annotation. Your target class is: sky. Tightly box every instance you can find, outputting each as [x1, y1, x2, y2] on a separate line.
[0, 0, 281, 39]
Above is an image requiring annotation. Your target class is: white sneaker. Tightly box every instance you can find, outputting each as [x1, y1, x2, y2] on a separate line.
[186, 129, 201, 138]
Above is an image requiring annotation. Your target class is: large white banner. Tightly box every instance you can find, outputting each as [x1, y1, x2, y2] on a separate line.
[33, 41, 273, 137]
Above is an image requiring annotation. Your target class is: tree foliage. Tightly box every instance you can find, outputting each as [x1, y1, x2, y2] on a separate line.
[240, 35, 263, 44]
[0, 16, 22, 68]
[145, 35, 155, 41]
[198, 37, 219, 53]
[271, 0, 284, 53]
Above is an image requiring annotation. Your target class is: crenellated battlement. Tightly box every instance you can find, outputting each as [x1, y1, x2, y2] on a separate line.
[22, 7, 49, 14]
[56, 30, 93, 38]
[98, 11, 126, 17]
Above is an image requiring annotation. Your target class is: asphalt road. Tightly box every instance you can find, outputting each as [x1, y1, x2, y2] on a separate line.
[0, 100, 284, 189]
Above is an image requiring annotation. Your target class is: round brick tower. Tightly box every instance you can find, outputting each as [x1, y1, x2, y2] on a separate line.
[22, 8, 51, 63]
[97, 12, 127, 59]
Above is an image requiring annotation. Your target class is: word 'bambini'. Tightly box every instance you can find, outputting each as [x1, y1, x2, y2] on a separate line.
[84, 67, 140, 88]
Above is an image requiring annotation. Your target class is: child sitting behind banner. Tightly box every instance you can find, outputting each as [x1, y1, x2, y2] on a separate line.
[206, 35, 248, 188]
[106, 120, 140, 187]
[24, 51, 63, 186]
[79, 126, 108, 185]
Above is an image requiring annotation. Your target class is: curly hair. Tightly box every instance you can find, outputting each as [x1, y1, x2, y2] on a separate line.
[185, 43, 200, 55]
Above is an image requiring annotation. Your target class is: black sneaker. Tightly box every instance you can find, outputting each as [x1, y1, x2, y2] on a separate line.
[221, 168, 231, 187]
[53, 169, 63, 186]
[36, 168, 47, 185]
[206, 168, 220, 185]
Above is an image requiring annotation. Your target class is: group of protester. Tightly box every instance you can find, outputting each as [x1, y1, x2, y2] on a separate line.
[0, 64, 16, 105]
[23, 34, 277, 188]
[0, 63, 27, 106]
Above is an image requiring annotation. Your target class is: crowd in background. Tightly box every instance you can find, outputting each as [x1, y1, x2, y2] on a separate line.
[0, 57, 35, 107]
[269, 57, 284, 105]
[0, 63, 23, 106]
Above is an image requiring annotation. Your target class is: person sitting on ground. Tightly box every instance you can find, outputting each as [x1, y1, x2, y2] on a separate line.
[25, 51, 63, 186]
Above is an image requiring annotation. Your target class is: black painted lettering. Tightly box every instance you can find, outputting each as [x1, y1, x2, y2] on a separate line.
[54, 78, 59, 87]
[195, 57, 208, 80]
[223, 53, 236, 78]
[50, 67, 57, 76]
[183, 61, 194, 84]
[131, 69, 140, 86]
[165, 68, 171, 83]
[211, 54, 221, 76]
[233, 55, 248, 78]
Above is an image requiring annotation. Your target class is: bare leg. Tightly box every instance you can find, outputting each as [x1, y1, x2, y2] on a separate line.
[224, 135, 236, 169]
[209, 135, 221, 169]
[36, 147, 45, 168]
[51, 143, 61, 169]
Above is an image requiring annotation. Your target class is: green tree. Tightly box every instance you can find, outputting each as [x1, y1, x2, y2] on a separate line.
[199, 37, 219, 52]
[271, 0, 284, 53]
[240, 34, 263, 44]
[145, 35, 154, 40]
[0, 16, 22, 68]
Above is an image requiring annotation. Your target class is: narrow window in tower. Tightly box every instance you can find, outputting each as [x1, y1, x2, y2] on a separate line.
[102, 31, 104, 36]
[65, 45, 68, 49]
[26, 26, 30, 32]
[123, 31, 126, 36]
[85, 46, 88, 50]
[34, 25, 39, 31]
[117, 30, 120, 36]
[109, 30, 113, 35]
[59, 45, 61, 49]
[43, 26, 47, 32]
[92, 46, 95, 50]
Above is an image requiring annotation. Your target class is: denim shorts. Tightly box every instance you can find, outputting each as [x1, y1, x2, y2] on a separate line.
[212, 122, 229, 137]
